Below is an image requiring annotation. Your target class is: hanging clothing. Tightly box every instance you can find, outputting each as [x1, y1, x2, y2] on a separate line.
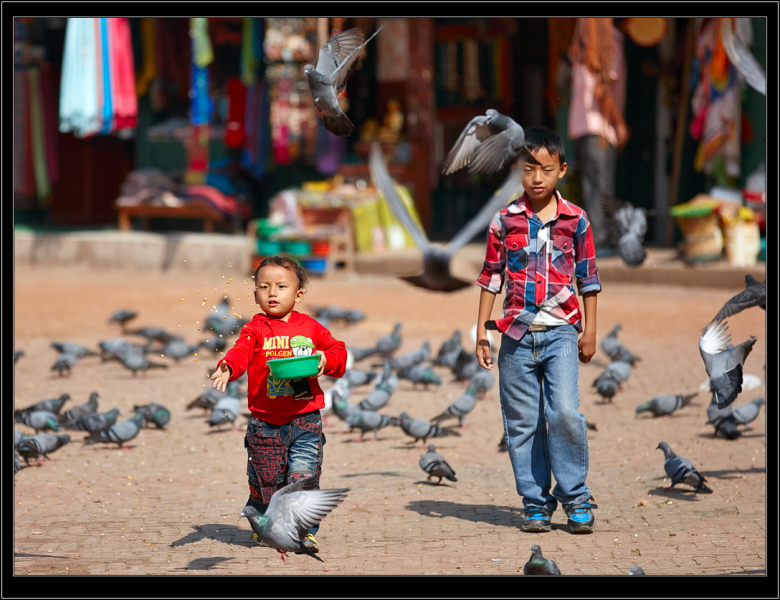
[39, 63, 60, 184]
[109, 17, 138, 130]
[226, 77, 246, 148]
[189, 18, 214, 126]
[59, 18, 100, 138]
[99, 18, 114, 134]
[135, 18, 156, 96]
[241, 18, 258, 86]
[28, 67, 51, 203]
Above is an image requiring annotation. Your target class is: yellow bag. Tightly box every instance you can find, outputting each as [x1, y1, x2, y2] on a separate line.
[351, 201, 384, 253]
[375, 184, 424, 250]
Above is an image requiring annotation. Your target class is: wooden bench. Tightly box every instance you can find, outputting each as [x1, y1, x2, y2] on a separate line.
[113, 199, 227, 232]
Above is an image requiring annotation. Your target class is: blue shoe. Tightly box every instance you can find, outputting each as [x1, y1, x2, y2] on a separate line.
[520, 506, 553, 532]
[564, 497, 598, 533]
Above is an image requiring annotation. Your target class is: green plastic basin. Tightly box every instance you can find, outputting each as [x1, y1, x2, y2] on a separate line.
[256, 239, 283, 255]
[281, 240, 311, 256]
[267, 354, 319, 379]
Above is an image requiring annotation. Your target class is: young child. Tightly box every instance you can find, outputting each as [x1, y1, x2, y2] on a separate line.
[474, 126, 601, 534]
[211, 256, 347, 553]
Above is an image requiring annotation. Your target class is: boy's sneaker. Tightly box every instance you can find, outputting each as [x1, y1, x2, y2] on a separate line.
[294, 533, 319, 554]
[563, 497, 598, 534]
[520, 506, 553, 532]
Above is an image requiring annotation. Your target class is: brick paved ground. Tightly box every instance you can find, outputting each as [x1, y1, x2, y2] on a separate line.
[12, 262, 766, 576]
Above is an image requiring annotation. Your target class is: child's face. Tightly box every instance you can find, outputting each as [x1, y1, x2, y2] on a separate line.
[521, 147, 567, 204]
[254, 265, 304, 319]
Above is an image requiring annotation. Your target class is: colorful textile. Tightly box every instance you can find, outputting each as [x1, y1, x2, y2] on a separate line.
[241, 18, 259, 86]
[190, 18, 213, 68]
[28, 67, 51, 203]
[476, 190, 602, 341]
[225, 77, 246, 148]
[99, 18, 114, 134]
[108, 18, 138, 130]
[135, 18, 156, 96]
[59, 17, 100, 138]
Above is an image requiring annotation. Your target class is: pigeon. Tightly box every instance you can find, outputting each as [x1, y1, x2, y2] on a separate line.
[342, 410, 399, 441]
[62, 408, 122, 433]
[51, 352, 79, 377]
[16, 433, 71, 466]
[375, 323, 402, 358]
[99, 339, 150, 361]
[51, 342, 97, 358]
[321, 380, 348, 425]
[133, 403, 171, 429]
[16, 410, 61, 434]
[629, 566, 645, 575]
[16, 393, 71, 417]
[117, 346, 169, 376]
[343, 309, 365, 324]
[386, 341, 430, 371]
[600, 324, 640, 364]
[440, 109, 541, 176]
[14, 430, 25, 449]
[347, 345, 376, 363]
[705, 393, 742, 440]
[397, 364, 442, 389]
[371, 142, 524, 292]
[452, 349, 480, 382]
[108, 309, 137, 330]
[713, 274, 766, 322]
[161, 338, 201, 363]
[635, 393, 698, 418]
[398, 411, 461, 445]
[433, 330, 462, 368]
[357, 381, 394, 413]
[343, 368, 377, 388]
[469, 370, 495, 399]
[698, 319, 758, 409]
[207, 396, 243, 430]
[188, 382, 241, 415]
[586, 419, 598, 431]
[84, 412, 144, 449]
[430, 385, 478, 428]
[599, 195, 654, 267]
[332, 394, 361, 423]
[304, 27, 383, 137]
[58, 392, 99, 424]
[129, 327, 177, 345]
[14, 350, 24, 364]
[199, 337, 228, 355]
[731, 397, 764, 429]
[419, 444, 457, 484]
[14, 452, 22, 474]
[240, 476, 349, 562]
[523, 545, 561, 575]
[206, 314, 244, 337]
[595, 377, 619, 402]
[656, 441, 713, 493]
[313, 307, 348, 322]
[592, 357, 632, 401]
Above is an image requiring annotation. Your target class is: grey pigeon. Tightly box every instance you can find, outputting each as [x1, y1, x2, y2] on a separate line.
[705, 393, 742, 440]
[629, 566, 645, 575]
[599, 195, 653, 267]
[59, 392, 99, 424]
[375, 323, 402, 358]
[240, 476, 349, 562]
[14, 430, 25, 449]
[321, 379, 350, 423]
[731, 397, 764, 428]
[161, 338, 201, 363]
[398, 363, 442, 389]
[332, 394, 361, 422]
[343, 368, 377, 387]
[14, 452, 22, 474]
[635, 393, 698, 418]
[371, 142, 524, 292]
[133, 403, 171, 429]
[698, 319, 758, 409]
[595, 377, 619, 401]
[469, 370, 495, 399]
[62, 408, 122, 433]
[419, 444, 457, 484]
[304, 27, 383, 137]
[441, 109, 540, 176]
[108, 309, 137, 330]
[117, 346, 169, 376]
[656, 441, 713, 493]
[600, 324, 640, 365]
[713, 274, 766, 322]
[398, 411, 461, 445]
[84, 412, 144, 449]
[16, 410, 61, 434]
[386, 341, 430, 371]
[99, 338, 149, 361]
[17, 393, 71, 417]
[129, 327, 177, 345]
[314, 306, 348, 322]
[592, 357, 632, 397]
[188, 381, 241, 414]
[207, 396, 243, 430]
[357, 383, 393, 413]
[51, 352, 79, 377]
[343, 309, 365, 324]
[430, 385, 478, 428]
[452, 349, 480, 382]
[14, 350, 24, 364]
[433, 330, 462, 368]
[347, 345, 375, 363]
[17, 433, 71, 466]
[342, 410, 399, 441]
[51, 342, 96, 358]
[199, 337, 228, 355]
[523, 545, 561, 575]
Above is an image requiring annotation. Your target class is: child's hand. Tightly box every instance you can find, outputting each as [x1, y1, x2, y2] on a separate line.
[315, 351, 326, 377]
[475, 335, 494, 370]
[578, 332, 596, 364]
[211, 362, 232, 392]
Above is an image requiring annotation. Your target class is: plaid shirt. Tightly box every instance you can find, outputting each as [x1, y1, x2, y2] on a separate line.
[477, 190, 602, 340]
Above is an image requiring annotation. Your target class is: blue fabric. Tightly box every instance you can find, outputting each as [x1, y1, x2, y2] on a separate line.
[99, 18, 113, 134]
[498, 324, 592, 511]
[59, 18, 100, 138]
[189, 48, 213, 125]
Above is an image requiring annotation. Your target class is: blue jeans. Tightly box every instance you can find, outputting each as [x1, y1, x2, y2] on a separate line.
[498, 324, 591, 512]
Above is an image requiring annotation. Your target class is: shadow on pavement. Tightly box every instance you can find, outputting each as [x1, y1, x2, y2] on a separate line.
[170, 524, 255, 548]
[341, 471, 404, 478]
[174, 556, 235, 570]
[646, 487, 703, 501]
[14, 552, 68, 559]
[727, 569, 766, 575]
[701, 467, 765, 479]
[405, 500, 522, 527]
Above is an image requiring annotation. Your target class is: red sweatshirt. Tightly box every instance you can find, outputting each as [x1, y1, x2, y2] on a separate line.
[216, 311, 347, 425]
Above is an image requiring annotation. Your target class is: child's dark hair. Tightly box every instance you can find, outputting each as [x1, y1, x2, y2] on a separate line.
[253, 256, 309, 291]
[524, 126, 566, 166]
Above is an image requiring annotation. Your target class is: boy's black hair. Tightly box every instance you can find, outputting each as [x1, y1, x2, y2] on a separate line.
[253, 256, 309, 291]
[524, 126, 566, 166]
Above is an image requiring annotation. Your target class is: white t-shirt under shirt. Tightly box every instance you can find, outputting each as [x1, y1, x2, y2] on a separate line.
[530, 221, 572, 328]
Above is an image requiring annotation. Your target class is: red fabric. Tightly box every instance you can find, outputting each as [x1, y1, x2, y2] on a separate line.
[225, 77, 246, 148]
[216, 311, 347, 425]
[186, 184, 251, 220]
[109, 18, 138, 129]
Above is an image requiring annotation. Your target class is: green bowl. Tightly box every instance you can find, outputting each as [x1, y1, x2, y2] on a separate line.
[256, 219, 284, 238]
[256, 239, 283, 255]
[267, 354, 319, 379]
[281, 240, 312, 256]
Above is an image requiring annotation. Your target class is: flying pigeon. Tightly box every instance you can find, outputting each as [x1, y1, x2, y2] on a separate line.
[375, 323, 403, 358]
[629, 566, 645, 575]
[84, 412, 144, 449]
[371, 142, 524, 292]
[199, 337, 228, 355]
[433, 330, 462, 368]
[51, 353, 79, 377]
[15, 410, 61, 434]
[51, 342, 97, 358]
[16, 394, 71, 417]
[398, 411, 461, 446]
[116, 346, 169, 377]
[386, 341, 430, 371]
[62, 408, 122, 433]
[523, 545, 561, 575]
[347, 345, 376, 363]
[599, 195, 654, 267]
[14, 350, 24, 364]
[58, 392, 99, 424]
[705, 393, 742, 440]
[713, 274, 766, 322]
[161, 338, 201, 363]
[16, 433, 71, 466]
[600, 324, 640, 365]
[397, 364, 442, 389]
[430, 384, 478, 428]
[108, 309, 137, 330]
[304, 26, 383, 137]
[731, 397, 764, 429]
[133, 403, 171, 429]
[635, 393, 698, 418]
[656, 441, 713, 493]
[240, 476, 349, 562]
[698, 319, 758, 409]
[440, 109, 541, 176]
[342, 410, 399, 441]
[419, 444, 457, 484]
[207, 396, 243, 430]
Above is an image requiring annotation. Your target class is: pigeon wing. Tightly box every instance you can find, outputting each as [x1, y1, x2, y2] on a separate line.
[327, 26, 382, 94]
[698, 320, 732, 374]
[315, 28, 364, 78]
[440, 114, 493, 175]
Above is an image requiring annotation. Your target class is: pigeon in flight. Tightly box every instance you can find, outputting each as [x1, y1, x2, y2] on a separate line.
[698, 319, 758, 409]
[133, 403, 171, 429]
[523, 545, 561, 575]
[58, 392, 99, 424]
[62, 408, 122, 433]
[440, 109, 540, 176]
[599, 195, 654, 267]
[419, 444, 457, 484]
[635, 393, 698, 418]
[240, 476, 349, 562]
[84, 412, 144, 449]
[713, 274, 766, 322]
[656, 441, 713, 493]
[370, 142, 524, 292]
[731, 397, 764, 429]
[304, 26, 383, 137]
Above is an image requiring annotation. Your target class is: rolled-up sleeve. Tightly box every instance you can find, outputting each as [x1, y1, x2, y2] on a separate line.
[476, 212, 506, 294]
[573, 213, 602, 295]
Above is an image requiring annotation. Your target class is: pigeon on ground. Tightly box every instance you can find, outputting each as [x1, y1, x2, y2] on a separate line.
[240, 476, 349, 562]
[304, 27, 383, 137]
[586, 420, 598, 431]
[62, 408, 122, 433]
[16, 433, 71, 466]
[430, 385, 479, 428]
[342, 411, 399, 441]
[343, 368, 377, 388]
[313, 307, 348, 322]
[322, 379, 350, 425]
[51, 352, 79, 377]
[133, 403, 171, 429]
[731, 397, 764, 429]
[14, 350, 24, 364]
[188, 381, 241, 414]
[16, 410, 61, 434]
[343, 309, 365, 324]
[433, 330, 462, 368]
[698, 319, 758, 409]
[713, 274, 766, 322]
[14, 430, 25, 449]
[207, 396, 243, 430]
[592, 357, 632, 401]
[51, 342, 97, 358]
[452, 349, 480, 382]
[14, 452, 22, 474]
[419, 444, 457, 484]
[600, 324, 640, 364]
[599, 195, 654, 267]
[108, 309, 137, 330]
[371, 142, 524, 292]
[117, 347, 169, 377]
[705, 393, 742, 440]
[469, 370, 495, 399]
[129, 327, 177, 345]
[84, 412, 144, 449]
[347, 345, 376, 363]
[398, 412, 461, 446]
[385, 341, 430, 371]
[332, 394, 361, 423]
[656, 441, 713, 493]
[397, 364, 442, 389]
[58, 392, 99, 424]
[440, 109, 541, 176]
[99, 339, 150, 361]
[635, 393, 698, 418]
[629, 566, 645, 575]
[16, 393, 71, 417]
[357, 380, 394, 412]
[199, 337, 228, 355]
[375, 323, 402, 358]
[161, 338, 201, 363]
[523, 545, 561, 575]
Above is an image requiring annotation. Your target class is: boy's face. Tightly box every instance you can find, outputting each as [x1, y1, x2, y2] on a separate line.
[520, 147, 567, 204]
[254, 265, 304, 319]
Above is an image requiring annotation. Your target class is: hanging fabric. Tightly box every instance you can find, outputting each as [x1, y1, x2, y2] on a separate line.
[59, 18, 100, 138]
[28, 66, 51, 204]
[225, 77, 246, 148]
[241, 18, 258, 86]
[191, 17, 214, 68]
[189, 18, 214, 125]
[14, 68, 34, 197]
[99, 18, 114, 134]
[135, 18, 156, 96]
[109, 17, 138, 130]
[39, 63, 59, 185]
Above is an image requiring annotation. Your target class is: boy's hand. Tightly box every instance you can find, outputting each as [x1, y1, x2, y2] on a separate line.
[578, 331, 596, 364]
[475, 333, 494, 370]
[211, 362, 232, 392]
[315, 351, 326, 377]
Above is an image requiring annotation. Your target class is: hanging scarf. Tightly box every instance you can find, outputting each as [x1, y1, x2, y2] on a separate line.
[189, 18, 214, 125]
[241, 18, 258, 86]
[109, 17, 138, 129]
[226, 77, 246, 148]
[135, 18, 156, 96]
[59, 18, 100, 138]
[99, 18, 114, 134]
